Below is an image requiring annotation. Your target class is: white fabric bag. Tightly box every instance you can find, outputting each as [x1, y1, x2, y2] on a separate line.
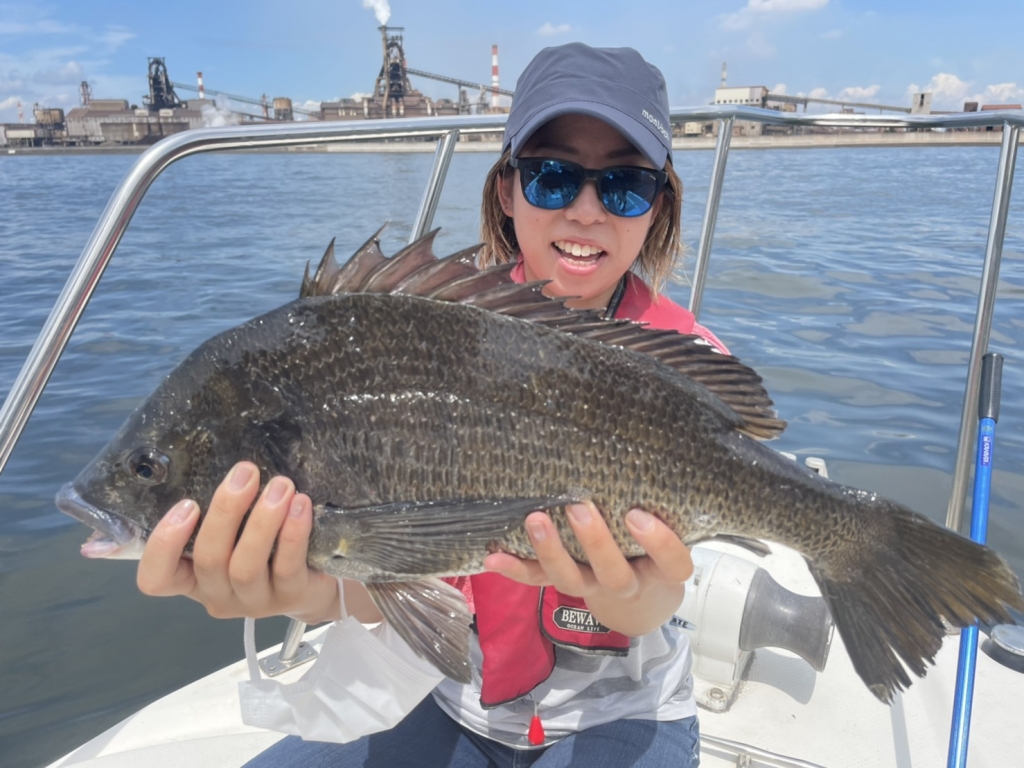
[238, 582, 445, 743]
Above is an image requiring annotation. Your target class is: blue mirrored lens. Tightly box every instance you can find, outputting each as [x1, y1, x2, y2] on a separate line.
[601, 169, 658, 217]
[523, 160, 584, 209]
[519, 159, 660, 218]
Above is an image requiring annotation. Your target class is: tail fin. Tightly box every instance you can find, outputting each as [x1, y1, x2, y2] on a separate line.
[807, 503, 1024, 703]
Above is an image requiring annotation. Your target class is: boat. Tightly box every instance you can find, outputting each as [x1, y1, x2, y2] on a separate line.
[1, 105, 1022, 767]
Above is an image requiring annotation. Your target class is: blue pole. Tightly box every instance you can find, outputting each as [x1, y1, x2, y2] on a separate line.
[947, 352, 1003, 768]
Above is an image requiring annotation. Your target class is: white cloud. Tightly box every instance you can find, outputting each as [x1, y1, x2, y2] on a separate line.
[906, 73, 970, 110]
[754, 0, 829, 7]
[791, 85, 881, 106]
[0, 19, 81, 36]
[744, 32, 776, 57]
[0, 10, 140, 122]
[773, 83, 787, 94]
[32, 60, 84, 85]
[97, 26, 135, 51]
[838, 84, 880, 100]
[979, 82, 1024, 104]
[722, 0, 829, 31]
[292, 99, 321, 121]
[537, 22, 572, 37]
[904, 75, 1023, 111]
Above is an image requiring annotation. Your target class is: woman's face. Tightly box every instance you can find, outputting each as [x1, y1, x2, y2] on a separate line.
[499, 113, 661, 310]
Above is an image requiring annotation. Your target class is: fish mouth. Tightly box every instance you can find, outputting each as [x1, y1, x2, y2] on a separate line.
[55, 483, 147, 559]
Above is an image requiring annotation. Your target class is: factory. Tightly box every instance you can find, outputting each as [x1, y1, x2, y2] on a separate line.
[1, 25, 510, 148]
[2, 60, 206, 148]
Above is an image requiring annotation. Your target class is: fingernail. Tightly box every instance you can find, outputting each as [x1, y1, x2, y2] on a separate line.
[265, 477, 289, 504]
[627, 509, 655, 532]
[568, 503, 592, 525]
[288, 496, 306, 518]
[229, 463, 253, 491]
[167, 499, 195, 525]
[527, 521, 547, 542]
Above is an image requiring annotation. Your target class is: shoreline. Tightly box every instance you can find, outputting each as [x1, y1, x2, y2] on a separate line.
[1, 130, 1006, 157]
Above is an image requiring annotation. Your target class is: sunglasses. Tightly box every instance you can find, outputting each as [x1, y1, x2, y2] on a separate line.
[508, 157, 668, 218]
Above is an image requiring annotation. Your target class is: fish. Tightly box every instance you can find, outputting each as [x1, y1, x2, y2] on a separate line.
[56, 226, 1024, 702]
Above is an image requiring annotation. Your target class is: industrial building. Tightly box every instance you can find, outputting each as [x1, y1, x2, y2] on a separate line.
[2, 60, 206, 147]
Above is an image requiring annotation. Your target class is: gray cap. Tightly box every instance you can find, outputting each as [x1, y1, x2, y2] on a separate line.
[502, 43, 672, 168]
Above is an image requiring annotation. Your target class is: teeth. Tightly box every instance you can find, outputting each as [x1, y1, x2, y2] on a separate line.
[555, 240, 603, 258]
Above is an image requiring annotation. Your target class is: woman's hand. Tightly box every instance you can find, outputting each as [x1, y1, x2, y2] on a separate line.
[482, 502, 693, 636]
[136, 461, 341, 625]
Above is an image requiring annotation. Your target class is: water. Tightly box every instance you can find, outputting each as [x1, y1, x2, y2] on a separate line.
[1, 144, 1023, 767]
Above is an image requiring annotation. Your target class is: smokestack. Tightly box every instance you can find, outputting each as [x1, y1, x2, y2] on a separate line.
[491, 45, 499, 108]
[721, 62, 728, 88]
[197, 71, 205, 100]
[17, 100, 23, 123]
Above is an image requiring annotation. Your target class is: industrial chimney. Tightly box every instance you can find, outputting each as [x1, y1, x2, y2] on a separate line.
[197, 71, 205, 100]
[491, 45, 500, 108]
[721, 62, 728, 88]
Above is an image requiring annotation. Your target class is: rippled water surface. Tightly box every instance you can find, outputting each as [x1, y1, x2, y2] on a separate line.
[1, 145, 1023, 767]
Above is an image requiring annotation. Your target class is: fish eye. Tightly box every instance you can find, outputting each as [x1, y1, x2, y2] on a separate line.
[126, 448, 171, 486]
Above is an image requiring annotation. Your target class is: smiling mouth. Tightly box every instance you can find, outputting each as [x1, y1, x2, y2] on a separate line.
[554, 240, 606, 259]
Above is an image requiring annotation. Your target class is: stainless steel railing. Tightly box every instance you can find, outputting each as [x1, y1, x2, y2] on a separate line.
[0, 106, 1019, 667]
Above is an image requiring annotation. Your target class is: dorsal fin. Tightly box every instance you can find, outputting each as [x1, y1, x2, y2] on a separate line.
[362, 229, 441, 292]
[300, 228, 786, 440]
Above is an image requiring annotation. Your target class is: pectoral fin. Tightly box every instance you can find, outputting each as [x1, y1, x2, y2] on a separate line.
[321, 495, 577, 574]
[365, 578, 473, 683]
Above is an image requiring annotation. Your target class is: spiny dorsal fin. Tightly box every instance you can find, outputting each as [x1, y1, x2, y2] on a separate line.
[301, 228, 786, 440]
[362, 229, 441, 292]
[301, 224, 389, 298]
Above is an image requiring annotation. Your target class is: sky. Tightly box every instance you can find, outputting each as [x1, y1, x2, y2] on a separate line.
[1, 0, 1023, 123]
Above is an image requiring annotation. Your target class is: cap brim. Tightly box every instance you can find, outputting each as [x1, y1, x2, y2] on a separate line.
[505, 101, 669, 168]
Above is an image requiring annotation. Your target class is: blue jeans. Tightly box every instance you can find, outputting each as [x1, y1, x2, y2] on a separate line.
[242, 694, 700, 767]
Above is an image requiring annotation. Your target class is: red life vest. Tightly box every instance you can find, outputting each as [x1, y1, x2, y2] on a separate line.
[444, 263, 728, 708]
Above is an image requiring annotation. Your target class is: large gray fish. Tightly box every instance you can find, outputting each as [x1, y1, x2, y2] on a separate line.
[57, 227, 1023, 703]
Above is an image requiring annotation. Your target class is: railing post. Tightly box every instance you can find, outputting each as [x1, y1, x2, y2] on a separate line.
[689, 117, 734, 320]
[409, 129, 460, 243]
[945, 124, 1019, 531]
[258, 618, 318, 677]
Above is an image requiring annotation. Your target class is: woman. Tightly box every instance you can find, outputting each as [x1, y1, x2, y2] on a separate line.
[138, 42, 723, 767]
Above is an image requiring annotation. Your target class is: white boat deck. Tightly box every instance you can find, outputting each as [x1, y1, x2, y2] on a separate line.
[47, 543, 1024, 768]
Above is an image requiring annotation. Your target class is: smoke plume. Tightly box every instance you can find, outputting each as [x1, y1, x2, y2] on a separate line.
[362, 0, 391, 25]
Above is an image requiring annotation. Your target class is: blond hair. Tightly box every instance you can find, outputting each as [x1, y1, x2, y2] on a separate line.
[478, 150, 683, 295]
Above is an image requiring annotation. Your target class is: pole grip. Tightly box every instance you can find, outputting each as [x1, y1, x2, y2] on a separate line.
[978, 352, 1003, 422]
